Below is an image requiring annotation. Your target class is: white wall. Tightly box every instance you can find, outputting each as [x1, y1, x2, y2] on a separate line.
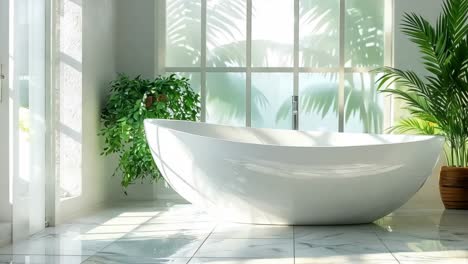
[55, 0, 118, 224]
[109, 0, 168, 202]
[115, 0, 155, 79]
[50, 0, 171, 204]
[81, 0, 118, 211]
[395, 0, 445, 210]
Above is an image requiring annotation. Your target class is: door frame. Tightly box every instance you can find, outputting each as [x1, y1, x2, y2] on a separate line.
[45, 0, 57, 227]
[0, 0, 11, 242]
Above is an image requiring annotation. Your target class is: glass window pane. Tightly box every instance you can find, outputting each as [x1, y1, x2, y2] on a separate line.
[166, 0, 201, 67]
[299, 73, 339, 131]
[344, 73, 384, 133]
[299, 0, 339, 68]
[206, 73, 246, 126]
[207, 0, 246, 67]
[251, 73, 293, 129]
[345, 0, 385, 67]
[252, 0, 294, 67]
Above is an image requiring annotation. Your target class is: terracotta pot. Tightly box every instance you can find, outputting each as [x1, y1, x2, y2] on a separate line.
[145, 96, 155, 108]
[439, 166, 468, 209]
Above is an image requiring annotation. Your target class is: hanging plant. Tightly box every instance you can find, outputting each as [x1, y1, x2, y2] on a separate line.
[100, 73, 200, 192]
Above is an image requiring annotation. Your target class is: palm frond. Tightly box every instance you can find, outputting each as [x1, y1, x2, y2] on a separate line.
[375, 0, 468, 166]
[401, 13, 444, 76]
[388, 117, 442, 135]
[442, 0, 468, 45]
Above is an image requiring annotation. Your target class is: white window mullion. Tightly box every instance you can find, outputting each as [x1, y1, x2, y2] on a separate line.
[384, 0, 395, 130]
[299, 67, 340, 73]
[166, 67, 350, 73]
[165, 67, 202, 73]
[338, 0, 346, 132]
[344, 67, 379, 73]
[293, 0, 299, 129]
[155, 0, 166, 76]
[246, 0, 252, 127]
[252, 67, 298, 73]
[200, 0, 207, 122]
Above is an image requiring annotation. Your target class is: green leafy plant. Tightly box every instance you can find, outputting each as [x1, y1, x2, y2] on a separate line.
[100, 74, 200, 191]
[375, 0, 468, 167]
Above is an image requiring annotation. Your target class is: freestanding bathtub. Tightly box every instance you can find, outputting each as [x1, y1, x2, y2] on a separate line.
[144, 119, 444, 225]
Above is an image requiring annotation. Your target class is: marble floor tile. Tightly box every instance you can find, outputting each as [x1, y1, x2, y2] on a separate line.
[295, 255, 398, 264]
[82, 255, 190, 264]
[73, 204, 207, 226]
[67, 208, 164, 226]
[147, 211, 213, 224]
[0, 234, 114, 256]
[189, 257, 293, 264]
[123, 229, 211, 240]
[210, 224, 293, 239]
[2, 201, 468, 264]
[30, 224, 138, 241]
[108, 200, 191, 209]
[294, 225, 397, 264]
[121, 222, 215, 240]
[295, 240, 397, 264]
[398, 257, 468, 264]
[96, 238, 204, 258]
[376, 226, 468, 258]
[0, 255, 88, 264]
[393, 250, 468, 263]
[195, 238, 293, 258]
[136, 222, 215, 232]
[294, 225, 381, 245]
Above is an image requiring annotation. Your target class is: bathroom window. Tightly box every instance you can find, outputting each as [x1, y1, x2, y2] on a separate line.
[162, 0, 393, 133]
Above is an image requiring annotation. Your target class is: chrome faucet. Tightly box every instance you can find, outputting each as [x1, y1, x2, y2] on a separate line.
[292, 95, 299, 130]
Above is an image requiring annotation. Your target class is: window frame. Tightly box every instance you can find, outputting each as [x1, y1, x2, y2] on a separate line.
[157, 0, 394, 132]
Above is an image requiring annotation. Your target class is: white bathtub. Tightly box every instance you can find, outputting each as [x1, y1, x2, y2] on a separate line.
[144, 119, 444, 225]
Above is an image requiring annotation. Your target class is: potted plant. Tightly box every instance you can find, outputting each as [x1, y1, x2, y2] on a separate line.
[376, 0, 468, 209]
[100, 74, 200, 193]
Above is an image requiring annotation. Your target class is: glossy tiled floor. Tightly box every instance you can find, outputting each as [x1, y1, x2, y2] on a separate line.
[1, 200, 468, 264]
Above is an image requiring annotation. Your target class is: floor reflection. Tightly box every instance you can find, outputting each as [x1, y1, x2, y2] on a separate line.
[0, 202, 467, 263]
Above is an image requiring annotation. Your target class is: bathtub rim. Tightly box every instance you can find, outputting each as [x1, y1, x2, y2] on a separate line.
[144, 119, 445, 149]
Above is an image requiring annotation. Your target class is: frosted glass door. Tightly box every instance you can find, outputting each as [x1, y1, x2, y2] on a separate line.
[9, 0, 46, 240]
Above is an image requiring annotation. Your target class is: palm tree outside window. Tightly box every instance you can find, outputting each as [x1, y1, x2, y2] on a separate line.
[162, 0, 393, 133]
